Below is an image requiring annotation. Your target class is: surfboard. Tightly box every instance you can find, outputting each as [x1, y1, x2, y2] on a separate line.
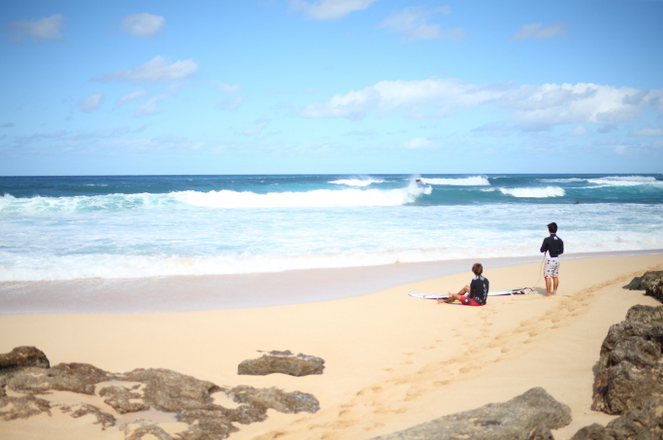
[408, 288, 530, 300]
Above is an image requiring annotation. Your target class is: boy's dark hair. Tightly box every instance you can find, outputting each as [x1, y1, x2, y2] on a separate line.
[547, 222, 558, 233]
[472, 263, 483, 276]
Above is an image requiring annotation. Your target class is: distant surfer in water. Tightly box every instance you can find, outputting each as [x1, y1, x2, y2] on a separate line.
[438, 263, 489, 306]
[540, 222, 564, 296]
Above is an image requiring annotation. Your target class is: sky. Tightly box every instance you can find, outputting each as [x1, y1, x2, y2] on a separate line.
[1, 0, 662, 176]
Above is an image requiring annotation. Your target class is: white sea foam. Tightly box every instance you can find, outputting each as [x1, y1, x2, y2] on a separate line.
[416, 176, 490, 186]
[1, 202, 661, 282]
[499, 186, 565, 198]
[0, 193, 177, 215]
[587, 176, 662, 187]
[175, 184, 430, 208]
[330, 176, 385, 187]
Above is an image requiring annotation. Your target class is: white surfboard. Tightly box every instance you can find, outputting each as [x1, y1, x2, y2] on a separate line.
[408, 288, 530, 300]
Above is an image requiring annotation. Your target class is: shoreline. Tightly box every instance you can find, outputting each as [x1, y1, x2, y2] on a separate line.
[1, 249, 662, 315]
[1, 253, 663, 440]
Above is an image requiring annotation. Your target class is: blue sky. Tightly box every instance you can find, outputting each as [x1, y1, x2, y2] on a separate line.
[1, 0, 662, 175]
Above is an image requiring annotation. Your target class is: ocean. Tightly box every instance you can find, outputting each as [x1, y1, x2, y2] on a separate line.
[1, 174, 662, 283]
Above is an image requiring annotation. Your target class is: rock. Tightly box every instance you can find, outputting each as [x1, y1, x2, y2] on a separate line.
[624, 271, 663, 301]
[0, 394, 51, 421]
[98, 383, 150, 414]
[369, 387, 571, 440]
[569, 423, 615, 440]
[227, 385, 320, 414]
[122, 421, 177, 440]
[0, 347, 320, 440]
[5, 363, 112, 396]
[238, 350, 325, 376]
[63, 403, 116, 429]
[118, 368, 222, 412]
[623, 276, 643, 290]
[625, 304, 663, 325]
[642, 271, 663, 301]
[0, 346, 50, 374]
[572, 397, 663, 440]
[591, 306, 663, 415]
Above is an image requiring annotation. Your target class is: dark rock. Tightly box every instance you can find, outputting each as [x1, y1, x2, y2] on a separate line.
[625, 304, 663, 325]
[122, 421, 176, 440]
[0, 347, 320, 440]
[592, 306, 663, 415]
[0, 394, 51, 421]
[227, 385, 320, 414]
[623, 277, 643, 290]
[569, 423, 616, 440]
[98, 383, 149, 414]
[369, 387, 571, 440]
[624, 271, 663, 301]
[238, 350, 325, 376]
[177, 408, 240, 439]
[118, 368, 222, 412]
[572, 397, 663, 440]
[641, 271, 663, 301]
[66, 403, 116, 429]
[0, 346, 50, 374]
[5, 363, 111, 396]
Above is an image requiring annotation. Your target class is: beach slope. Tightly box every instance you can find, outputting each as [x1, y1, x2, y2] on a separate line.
[1, 254, 662, 440]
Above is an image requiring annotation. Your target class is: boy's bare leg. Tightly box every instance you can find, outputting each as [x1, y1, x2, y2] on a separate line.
[544, 278, 554, 296]
[437, 286, 470, 304]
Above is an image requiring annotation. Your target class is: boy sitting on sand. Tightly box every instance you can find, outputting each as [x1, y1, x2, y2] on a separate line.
[438, 263, 489, 306]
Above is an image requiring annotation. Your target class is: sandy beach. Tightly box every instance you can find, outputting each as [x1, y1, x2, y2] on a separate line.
[1, 253, 663, 440]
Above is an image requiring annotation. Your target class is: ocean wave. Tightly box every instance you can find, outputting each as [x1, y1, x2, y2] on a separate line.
[587, 176, 662, 187]
[177, 183, 431, 208]
[498, 186, 566, 198]
[0, 193, 177, 215]
[0, 183, 432, 215]
[330, 176, 385, 187]
[416, 176, 490, 186]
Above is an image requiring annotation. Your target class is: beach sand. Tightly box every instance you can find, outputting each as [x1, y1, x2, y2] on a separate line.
[1, 253, 663, 440]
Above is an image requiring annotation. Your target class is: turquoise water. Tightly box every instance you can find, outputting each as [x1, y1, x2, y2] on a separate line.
[1, 174, 661, 281]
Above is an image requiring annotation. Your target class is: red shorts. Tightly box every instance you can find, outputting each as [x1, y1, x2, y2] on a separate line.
[460, 296, 483, 306]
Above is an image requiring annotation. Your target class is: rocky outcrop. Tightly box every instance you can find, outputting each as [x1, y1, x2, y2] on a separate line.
[369, 387, 572, 440]
[591, 305, 663, 415]
[0, 346, 50, 374]
[624, 271, 663, 301]
[572, 396, 663, 440]
[238, 350, 325, 376]
[0, 347, 320, 440]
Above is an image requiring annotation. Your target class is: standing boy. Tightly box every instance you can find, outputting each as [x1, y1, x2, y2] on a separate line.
[540, 222, 564, 296]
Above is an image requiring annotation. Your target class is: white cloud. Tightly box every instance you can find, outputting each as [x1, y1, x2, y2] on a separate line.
[2, 122, 15, 128]
[121, 13, 165, 38]
[629, 125, 663, 137]
[7, 14, 65, 42]
[220, 96, 245, 111]
[79, 93, 103, 113]
[135, 94, 168, 116]
[303, 77, 663, 131]
[379, 6, 465, 42]
[568, 125, 588, 136]
[510, 21, 567, 41]
[290, 0, 378, 20]
[116, 90, 147, 106]
[216, 82, 242, 93]
[92, 56, 198, 84]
